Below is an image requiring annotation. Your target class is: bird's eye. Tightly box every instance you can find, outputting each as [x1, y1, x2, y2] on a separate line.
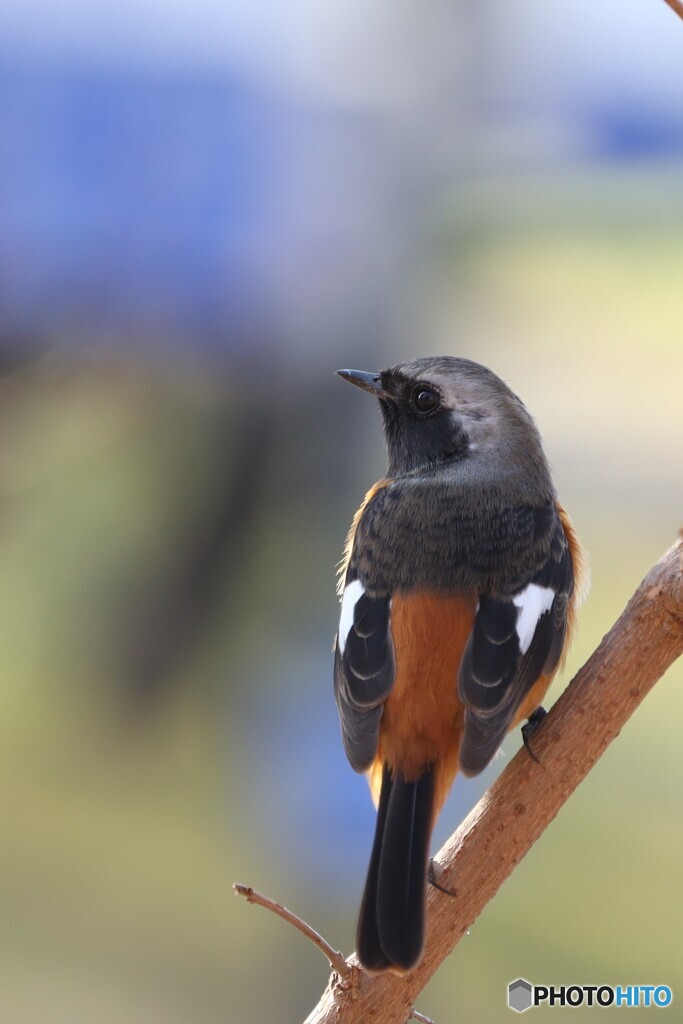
[412, 386, 440, 414]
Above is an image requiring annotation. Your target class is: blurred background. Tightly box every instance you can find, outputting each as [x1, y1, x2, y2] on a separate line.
[1, 1, 682, 1021]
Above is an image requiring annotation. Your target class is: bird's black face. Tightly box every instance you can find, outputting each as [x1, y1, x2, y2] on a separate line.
[375, 369, 470, 475]
[337, 363, 471, 475]
[337, 355, 549, 480]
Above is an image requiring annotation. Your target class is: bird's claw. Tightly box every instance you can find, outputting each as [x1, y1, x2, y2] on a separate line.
[428, 858, 457, 898]
[522, 705, 548, 764]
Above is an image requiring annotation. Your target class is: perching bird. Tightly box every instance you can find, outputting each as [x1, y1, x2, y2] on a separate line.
[333, 356, 586, 974]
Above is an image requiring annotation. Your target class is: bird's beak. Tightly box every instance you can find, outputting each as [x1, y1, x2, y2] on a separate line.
[336, 369, 392, 399]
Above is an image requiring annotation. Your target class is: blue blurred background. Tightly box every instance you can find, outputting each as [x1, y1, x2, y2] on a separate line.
[1, 2, 682, 1021]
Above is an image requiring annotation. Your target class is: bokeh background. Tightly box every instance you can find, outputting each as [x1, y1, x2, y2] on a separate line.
[2, 2, 682, 1022]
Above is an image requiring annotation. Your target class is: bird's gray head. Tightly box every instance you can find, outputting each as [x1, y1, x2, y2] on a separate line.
[337, 356, 553, 497]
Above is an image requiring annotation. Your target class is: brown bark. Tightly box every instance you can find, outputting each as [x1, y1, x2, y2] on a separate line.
[305, 538, 683, 1024]
[662, 0, 683, 21]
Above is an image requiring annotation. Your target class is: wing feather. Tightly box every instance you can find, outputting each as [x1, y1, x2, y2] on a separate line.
[334, 578, 394, 771]
[458, 514, 575, 775]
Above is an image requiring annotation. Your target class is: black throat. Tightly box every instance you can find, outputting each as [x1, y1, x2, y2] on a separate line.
[380, 400, 470, 476]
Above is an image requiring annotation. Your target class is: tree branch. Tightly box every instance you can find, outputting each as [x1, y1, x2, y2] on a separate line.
[233, 883, 351, 980]
[306, 538, 683, 1024]
[662, 0, 683, 22]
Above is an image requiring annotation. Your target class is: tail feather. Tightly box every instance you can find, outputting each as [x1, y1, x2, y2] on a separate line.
[356, 768, 393, 972]
[356, 764, 435, 972]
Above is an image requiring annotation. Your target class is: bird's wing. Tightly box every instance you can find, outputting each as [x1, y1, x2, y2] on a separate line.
[458, 510, 575, 775]
[334, 573, 394, 772]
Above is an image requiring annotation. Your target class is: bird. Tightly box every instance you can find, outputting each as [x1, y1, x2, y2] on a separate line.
[333, 356, 587, 975]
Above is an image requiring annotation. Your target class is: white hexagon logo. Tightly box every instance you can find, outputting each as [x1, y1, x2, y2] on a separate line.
[508, 978, 533, 1013]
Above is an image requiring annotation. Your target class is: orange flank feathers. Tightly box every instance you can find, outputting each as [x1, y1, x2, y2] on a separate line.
[369, 591, 476, 817]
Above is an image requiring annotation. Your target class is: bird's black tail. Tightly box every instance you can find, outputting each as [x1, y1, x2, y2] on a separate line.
[356, 763, 435, 973]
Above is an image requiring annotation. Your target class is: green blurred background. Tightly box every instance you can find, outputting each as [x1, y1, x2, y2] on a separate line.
[1, 2, 683, 1022]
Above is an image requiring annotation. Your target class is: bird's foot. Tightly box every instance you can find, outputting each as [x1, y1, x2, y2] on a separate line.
[428, 858, 457, 898]
[522, 705, 548, 764]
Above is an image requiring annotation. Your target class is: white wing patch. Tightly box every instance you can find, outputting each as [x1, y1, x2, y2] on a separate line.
[338, 579, 365, 655]
[512, 584, 555, 654]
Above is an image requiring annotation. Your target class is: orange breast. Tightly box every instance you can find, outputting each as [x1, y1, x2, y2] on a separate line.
[368, 591, 476, 815]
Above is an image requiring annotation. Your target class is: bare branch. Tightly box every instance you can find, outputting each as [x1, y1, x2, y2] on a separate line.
[409, 1011, 435, 1024]
[662, 0, 683, 21]
[305, 538, 683, 1024]
[233, 883, 351, 980]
